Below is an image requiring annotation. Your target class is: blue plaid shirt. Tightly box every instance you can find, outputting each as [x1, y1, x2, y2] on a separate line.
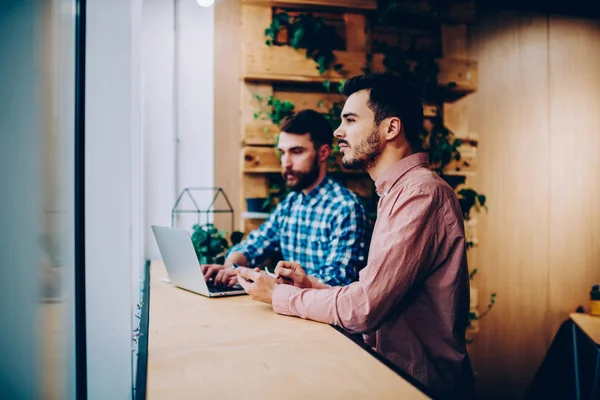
[229, 176, 370, 285]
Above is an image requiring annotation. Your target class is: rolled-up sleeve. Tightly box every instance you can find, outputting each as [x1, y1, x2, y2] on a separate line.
[271, 189, 444, 334]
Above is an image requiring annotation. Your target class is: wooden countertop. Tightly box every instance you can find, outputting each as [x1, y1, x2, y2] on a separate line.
[146, 261, 429, 399]
[570, 312, 600, 345]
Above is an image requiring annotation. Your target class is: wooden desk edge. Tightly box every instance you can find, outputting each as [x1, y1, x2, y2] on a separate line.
[570, 312, 600, 346]
[329, 325, 434, 397]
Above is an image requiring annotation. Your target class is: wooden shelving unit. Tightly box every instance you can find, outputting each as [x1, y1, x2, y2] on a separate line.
[244, 45, 478, 95]
[238, 2, 481, 234]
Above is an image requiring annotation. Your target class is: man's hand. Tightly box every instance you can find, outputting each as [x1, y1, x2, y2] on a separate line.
[236, 267, 277, 304]
[201, 264, 237, 287]
[274, 261, 313, 289]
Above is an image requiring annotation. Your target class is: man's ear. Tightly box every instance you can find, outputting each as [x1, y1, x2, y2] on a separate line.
[318, 144, 331, 163]
[385, 117, 402, 141]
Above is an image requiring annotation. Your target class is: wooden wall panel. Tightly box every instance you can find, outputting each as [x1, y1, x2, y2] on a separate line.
[547, 17, 600, 334]
[468, 12, 600, 399]
[441, 24, 471, 147]
[344, 13, 368, 51]
[467, 13, 551, 399]
[214, 0, 242, 230]
[241, 5, 271, 44]
[441, 24, 468, 58]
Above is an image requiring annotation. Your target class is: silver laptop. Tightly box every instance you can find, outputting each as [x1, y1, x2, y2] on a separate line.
[151, 225, 246, 297]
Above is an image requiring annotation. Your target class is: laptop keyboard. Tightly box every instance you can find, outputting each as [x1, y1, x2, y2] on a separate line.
[207, 281, 242, 293]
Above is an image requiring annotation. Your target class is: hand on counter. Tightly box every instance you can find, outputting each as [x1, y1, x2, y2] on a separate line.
[275, 261, 331, 290]
[274, 261, 313, 289]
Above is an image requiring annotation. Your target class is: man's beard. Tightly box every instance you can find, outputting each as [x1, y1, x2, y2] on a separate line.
[283, 156, 320, 191]
[341, 125, 381, 170]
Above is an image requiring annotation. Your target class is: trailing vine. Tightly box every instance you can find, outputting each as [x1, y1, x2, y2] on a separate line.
[252, 94, 296, 126]
[265, 11, 344, 75]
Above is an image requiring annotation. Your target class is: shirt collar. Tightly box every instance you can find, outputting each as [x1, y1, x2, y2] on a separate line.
[300, 175, 333, 205]
[375, 152, 429, 197]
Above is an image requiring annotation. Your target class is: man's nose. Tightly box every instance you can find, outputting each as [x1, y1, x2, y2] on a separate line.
[334, 126, 344, 139]
[281, 154, 292, 169]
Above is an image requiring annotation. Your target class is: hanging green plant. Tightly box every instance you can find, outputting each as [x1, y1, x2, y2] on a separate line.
[419, 115, 461, 176]
[265, 11, 344, 75]
[252, 94, 296, 126]
[467, 293, 497, 337]
[457, 188, 487, 220]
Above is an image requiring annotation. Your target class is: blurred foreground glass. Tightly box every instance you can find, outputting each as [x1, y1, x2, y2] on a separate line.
[0, 0, 77, 398]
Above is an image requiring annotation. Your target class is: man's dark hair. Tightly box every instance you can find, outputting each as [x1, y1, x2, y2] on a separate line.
[280, 109, 333, 147]
[342, 73, 424, 150]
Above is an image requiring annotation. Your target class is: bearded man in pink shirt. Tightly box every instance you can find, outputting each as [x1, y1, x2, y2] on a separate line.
[236, 73, 475, 399]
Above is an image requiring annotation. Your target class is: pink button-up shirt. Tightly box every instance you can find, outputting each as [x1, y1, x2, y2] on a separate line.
[272, 153, 474, 398]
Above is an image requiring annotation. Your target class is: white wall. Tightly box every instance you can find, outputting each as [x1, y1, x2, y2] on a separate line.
[143, 0, 215, 260]
[86, 0, 144, 398]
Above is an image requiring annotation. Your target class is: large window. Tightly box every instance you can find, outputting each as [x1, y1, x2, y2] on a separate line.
[0, 1, 79, 398]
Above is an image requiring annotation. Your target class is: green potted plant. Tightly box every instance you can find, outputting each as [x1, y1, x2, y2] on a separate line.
[191, 223, 243, 264]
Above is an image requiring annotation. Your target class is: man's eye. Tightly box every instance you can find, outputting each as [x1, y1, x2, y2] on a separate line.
[346, 118, 355, 123]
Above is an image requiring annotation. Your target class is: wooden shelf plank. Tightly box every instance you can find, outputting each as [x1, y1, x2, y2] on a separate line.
[242, 146, 369, 175]
[453, 132, 479, 142]
[244, 123, 280, 146]
[243, 146, 282, 173]
[273, 90, 344, 112]
[242, 211, 270, 220]
[241, 0, 377, 11]
[244, 45, 478, 94]
[436, 58, 478, 94]
[244, 45, 368, 83]
[423, 104, 438, 118]
[443, 170, 477, 178]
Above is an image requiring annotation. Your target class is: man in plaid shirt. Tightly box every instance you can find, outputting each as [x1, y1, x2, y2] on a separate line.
[203, 110, 370, 286]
